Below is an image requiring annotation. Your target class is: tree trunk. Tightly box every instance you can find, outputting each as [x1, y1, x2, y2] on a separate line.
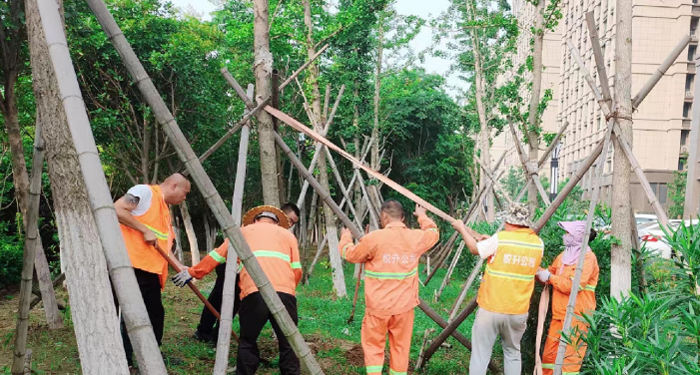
[371, 16, 383, 172]
[1, 4, 61, 328]
[353, 84, 362, 214]
[611, 0, 633, 299]
[467, 0, 493, 222]
[526, 0, 545, 214]
[27, 0, 128, 371]
[303, 0, 346, 297]
[204, 212, 212, 252]
[180, 200, 200, 265]
[171, 207, 184, 262]
[253, 0, 280, 207]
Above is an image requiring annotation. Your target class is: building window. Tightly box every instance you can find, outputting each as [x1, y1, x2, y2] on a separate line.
[681, 129, 690, 146]
[686, 75, 695, 92]
[679, 157, 687, 171]
[650, 183, 669, 205]
[684, 102, 693, 118]
[689, 45, 697, 61]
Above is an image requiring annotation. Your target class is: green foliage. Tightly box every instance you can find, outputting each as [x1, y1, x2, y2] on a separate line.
[668, 171, 687, 220]
[0, 221, 23, 289]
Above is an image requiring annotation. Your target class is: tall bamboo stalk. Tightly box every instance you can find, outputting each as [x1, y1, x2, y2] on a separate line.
[37, 1, 165, 373]
[11, 121, 45, 374]
[436, 241, 465, 300]
[421, 296, 478, 366]
[508, 120, 551, 206]
[213, 84, 253, 375]
[85, 1, 323, 372]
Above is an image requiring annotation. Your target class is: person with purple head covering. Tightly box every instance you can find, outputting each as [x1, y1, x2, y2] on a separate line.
[536, 221, 600, 375]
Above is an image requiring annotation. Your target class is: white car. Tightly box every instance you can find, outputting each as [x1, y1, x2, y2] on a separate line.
[635, 214, 658, 226]
[638, 219, 699, 259]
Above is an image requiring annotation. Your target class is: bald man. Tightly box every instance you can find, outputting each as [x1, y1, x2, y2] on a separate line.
[114, 173, 190, 370]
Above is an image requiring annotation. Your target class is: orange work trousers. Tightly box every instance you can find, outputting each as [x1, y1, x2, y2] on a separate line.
[361, 308, 415, 375]
[542, 318, 588, 375]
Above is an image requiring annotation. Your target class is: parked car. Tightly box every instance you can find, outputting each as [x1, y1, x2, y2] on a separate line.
[635, 214, 658, 226]
[638, 219, 699, 259]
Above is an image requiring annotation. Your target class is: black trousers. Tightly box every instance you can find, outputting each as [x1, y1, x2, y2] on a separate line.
[118, 268, 164, 367]
[236, 292, 300, 375]
[197, 263, 241, 335]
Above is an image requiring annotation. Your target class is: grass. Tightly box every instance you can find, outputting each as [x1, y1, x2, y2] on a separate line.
[0, 257, 488, 374]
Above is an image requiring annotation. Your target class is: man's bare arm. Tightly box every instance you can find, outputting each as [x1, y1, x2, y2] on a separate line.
[115, 194, 156, 244]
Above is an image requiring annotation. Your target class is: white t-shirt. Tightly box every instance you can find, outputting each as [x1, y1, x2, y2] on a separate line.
[126, 185, 153, 217]
[476, 234, 499, 259]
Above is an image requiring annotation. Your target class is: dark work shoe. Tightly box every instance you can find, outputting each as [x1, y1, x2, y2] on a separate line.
[193, 329, 218, 344]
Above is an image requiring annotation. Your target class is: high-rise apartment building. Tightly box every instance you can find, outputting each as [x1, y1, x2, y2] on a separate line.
[494, 0, 695, 215]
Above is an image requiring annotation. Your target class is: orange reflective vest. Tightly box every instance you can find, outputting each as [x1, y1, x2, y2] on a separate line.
[548, 250, 599, 320]
[477, 228, 544, 315]
[238, 222, 302, 300]
[338, 215, 440, 316]
[120, 185, 173, 289]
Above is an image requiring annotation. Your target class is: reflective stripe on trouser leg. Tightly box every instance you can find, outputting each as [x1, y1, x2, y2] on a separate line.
[362, 312, 388, 375]
[542, 318, 588, 375]
[388, 308, 415, 375]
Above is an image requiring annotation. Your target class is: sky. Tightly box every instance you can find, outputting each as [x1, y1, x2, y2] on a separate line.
[167, 0, 467, 96]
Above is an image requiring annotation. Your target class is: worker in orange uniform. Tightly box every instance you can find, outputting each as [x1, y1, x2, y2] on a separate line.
[537, 221, 599, 375]
[114, 173, 191, 370]
[175, 205, 301, 375]
[452, 203, 544, 375]
[338, 200, 439, 375]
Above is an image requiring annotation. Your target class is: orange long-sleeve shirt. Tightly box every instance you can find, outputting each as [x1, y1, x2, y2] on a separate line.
[339, 215, 439, 316]
[188, 239, 230, 279]
[548, 250, 599, 320]
[238, 222, 302, 300]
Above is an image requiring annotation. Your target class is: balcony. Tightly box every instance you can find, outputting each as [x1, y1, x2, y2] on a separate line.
[684, 119, 692, 129]
[687, 90, 694, 100]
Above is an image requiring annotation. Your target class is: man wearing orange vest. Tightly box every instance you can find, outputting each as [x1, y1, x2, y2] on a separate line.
[452, 203, 544, 375]
[339, 200, 439, 375]
[114, 173, 190, 369]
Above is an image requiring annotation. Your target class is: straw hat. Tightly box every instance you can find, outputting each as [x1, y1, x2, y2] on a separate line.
[497, 203, 533, 228]
[242, 205, 291, 229]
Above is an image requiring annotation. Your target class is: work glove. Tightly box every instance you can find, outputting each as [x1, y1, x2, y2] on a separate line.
[536, 269, 551, 283]
[172, 269, 193, 287]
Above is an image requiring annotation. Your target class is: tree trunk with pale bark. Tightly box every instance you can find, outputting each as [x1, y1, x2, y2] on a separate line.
[253, 0, 280, 207]
[0, 0, 61, 329]
[611, 0, 633, 299]
[526, 0, 545, 214]
[467, 0, 494, 222]
[26, 0, 128, 371]
[180, 200, 200, 265]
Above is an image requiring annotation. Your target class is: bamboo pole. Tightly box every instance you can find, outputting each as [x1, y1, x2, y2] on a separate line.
[508, 120, 551, 206]
[194, 98, 269, 165]
[632, 34, 691, 109]
[324, 146, 360, 225]
[417, 301, 500, 373]
[11, 121, 45, 374]
[414, 328, 435, 370]
[354, 169, 380, 228]
[266, 106, 458, 223]
[338, 143, 373, 212]
[213, 84, 253, 375]
[585, 12, 612, 104]
[278, 44, 329, 91]
[38, 3, 166, 373]
[86, 2, 323, 372]
[553, 90, 616, 375]
[567, 40, 672, 231]
[436, 241, 465, 300]
[538, 121, 570, 167]
[474, 154, 514, 205]
[304, 235, 328, 283]
[421, 296, 479, 366]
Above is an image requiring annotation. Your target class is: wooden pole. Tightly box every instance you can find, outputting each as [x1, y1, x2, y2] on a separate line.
[324, 146, 361, 225]
[436, 241, 465, 300]
[11, 121, 45, 374]
[213, 84, 254, 375]
[304, 235, 328, 283]
[632, 34, 691, 109]
[86, 1, 323, 372]
[37, 2, 165, 372]
[474, 154, 514, 205]
[266, 106, 458, 223]
[421, 297, 479, 366]
[278, 44, 329, 91]
[354, 169, 380, 228]
[538, 121, 570, 167]
[553, 96, 616, 375]
[508, 119, 551, 206]
[417, 301, 500, 373]
[685, 55, 700, 218]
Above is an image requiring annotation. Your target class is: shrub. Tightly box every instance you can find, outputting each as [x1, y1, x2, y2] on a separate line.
[0, 221, 24, 289]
